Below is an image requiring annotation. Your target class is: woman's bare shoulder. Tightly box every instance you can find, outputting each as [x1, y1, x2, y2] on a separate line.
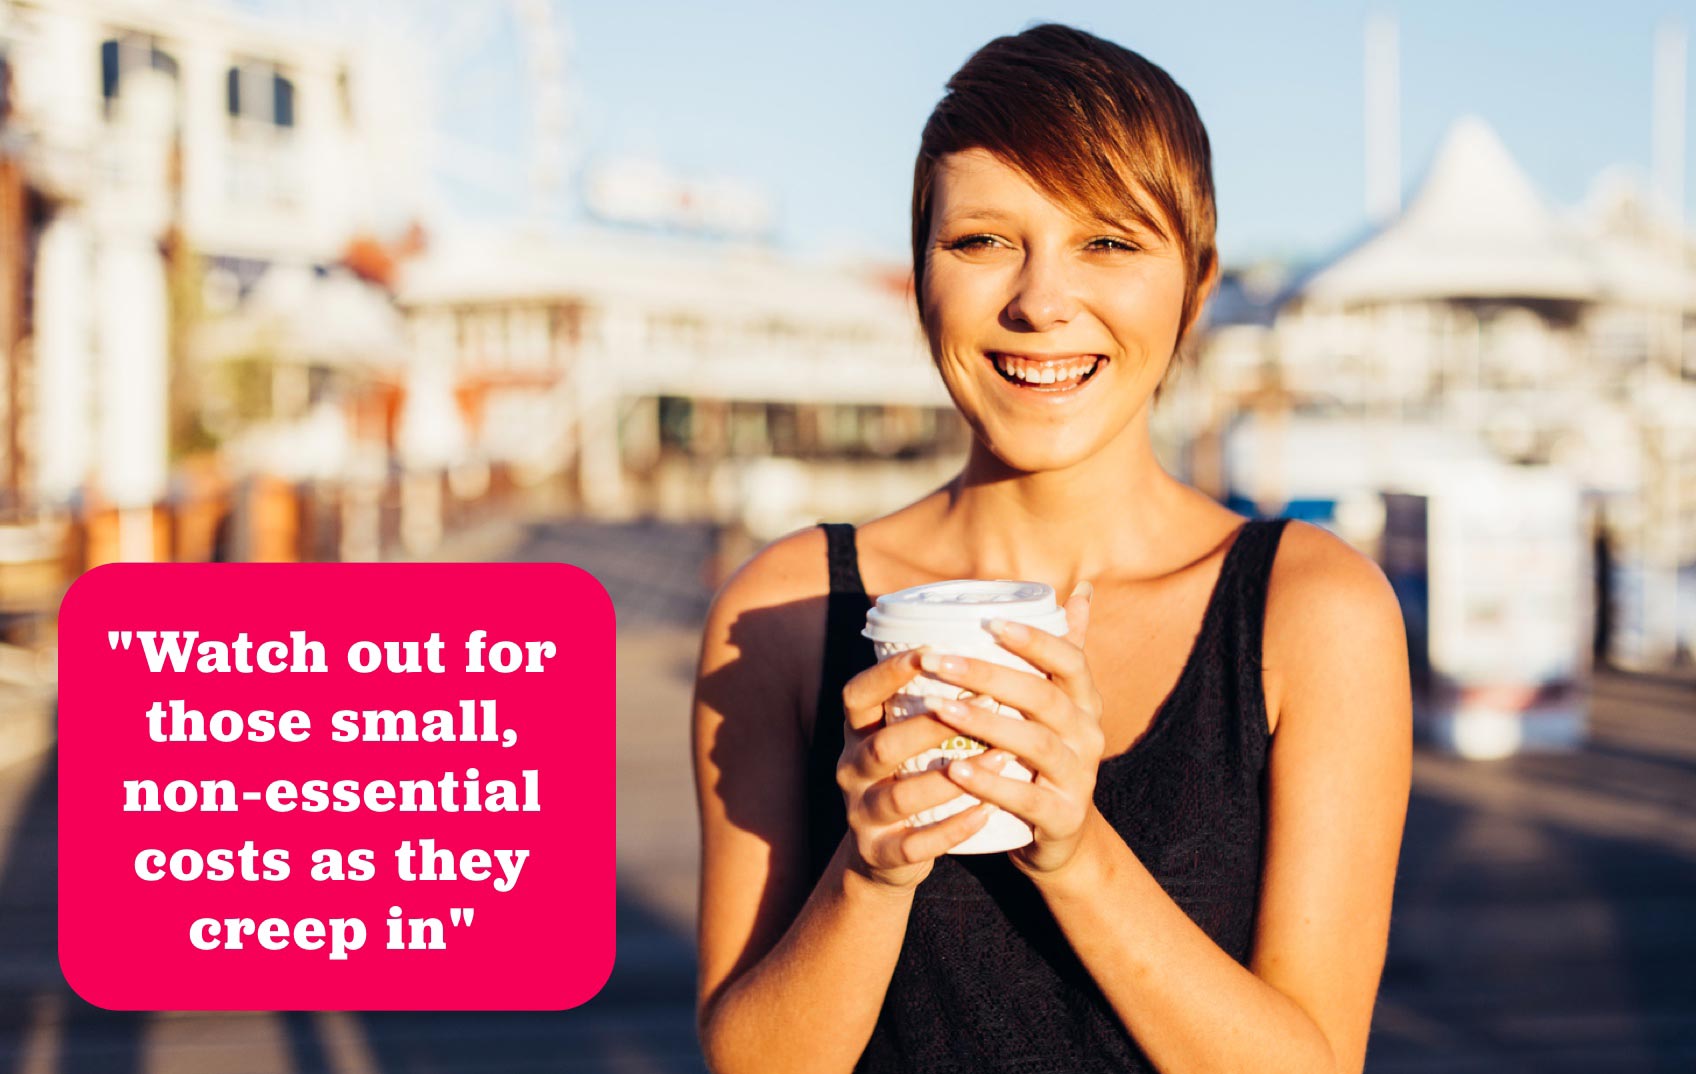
[695, 524, 834, 729]
[1266, 519, 1397, 609]
[707, 524, 833, 633]
[1262, 520, 1406, 733]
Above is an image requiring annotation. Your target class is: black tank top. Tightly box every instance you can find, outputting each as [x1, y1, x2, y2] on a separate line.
[804, 517, 1291, 1073]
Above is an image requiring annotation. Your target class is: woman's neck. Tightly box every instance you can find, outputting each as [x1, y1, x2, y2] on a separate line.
[928, 412, 1193, 595]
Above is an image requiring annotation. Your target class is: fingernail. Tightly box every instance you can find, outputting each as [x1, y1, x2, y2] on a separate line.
[985, 618, 1028, 641]
[951, 759, 974, 779]
[919, 652, 962, 673]
[934, 697, 966, 716]
[1071, 580, 1094, 601]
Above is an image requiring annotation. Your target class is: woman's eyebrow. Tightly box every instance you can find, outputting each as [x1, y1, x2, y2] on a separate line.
[944, 206, 1159, 236]
[1091, 213, 1166, 242]
[942, 207, 1016, 224]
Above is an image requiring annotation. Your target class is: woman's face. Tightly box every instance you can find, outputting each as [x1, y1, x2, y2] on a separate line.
[921, 148, 1193, 473]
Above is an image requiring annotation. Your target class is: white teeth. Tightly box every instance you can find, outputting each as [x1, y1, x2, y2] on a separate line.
[993, 353, 1098, 386]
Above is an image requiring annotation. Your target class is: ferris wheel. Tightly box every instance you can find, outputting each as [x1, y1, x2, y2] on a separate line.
[245, 0, 576, 234]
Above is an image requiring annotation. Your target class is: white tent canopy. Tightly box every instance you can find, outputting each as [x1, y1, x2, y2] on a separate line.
[1296, 117, 1601, 305]
[1573, 170, 1696, 307]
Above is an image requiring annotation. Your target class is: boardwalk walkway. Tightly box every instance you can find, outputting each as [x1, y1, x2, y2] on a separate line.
[1, 514, 1690, 1072]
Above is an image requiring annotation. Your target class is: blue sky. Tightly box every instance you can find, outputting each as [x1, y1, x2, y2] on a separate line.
[564, 0, 1693, 266]
[259, 1, 1695, 267]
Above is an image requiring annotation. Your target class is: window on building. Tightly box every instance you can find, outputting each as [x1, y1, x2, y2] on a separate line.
[226, 59, 297, 130]
[273, 73, 294, 127]
[657, 396, 692, 450]
[100, 33, 179, 112]
[101, 39, 120, 100]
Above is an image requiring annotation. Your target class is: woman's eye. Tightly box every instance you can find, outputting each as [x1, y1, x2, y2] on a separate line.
[945, 235, 1138, 253]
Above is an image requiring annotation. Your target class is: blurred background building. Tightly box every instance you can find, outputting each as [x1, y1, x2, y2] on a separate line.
[0, 2, 1690, 1071]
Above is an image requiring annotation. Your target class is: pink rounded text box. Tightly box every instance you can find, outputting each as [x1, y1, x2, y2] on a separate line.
[57, 562, 615, 1011]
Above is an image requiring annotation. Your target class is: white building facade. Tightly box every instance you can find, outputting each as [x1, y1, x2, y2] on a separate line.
[397, 229, 965, 537]
[0, 0, 427, 555]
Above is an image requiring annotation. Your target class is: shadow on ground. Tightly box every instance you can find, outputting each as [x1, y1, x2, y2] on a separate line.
[1366, 685, 1696, 1074]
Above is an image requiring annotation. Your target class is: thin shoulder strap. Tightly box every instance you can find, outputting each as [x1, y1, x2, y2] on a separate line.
[815, 523, 873, 702]
[806, 522, 873, 884]
[1225, 518, 1292, 668]
[820, 521, 868, 596]
[1216, 517, 1292, 761]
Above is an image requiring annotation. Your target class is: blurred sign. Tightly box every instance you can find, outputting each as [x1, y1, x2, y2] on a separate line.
[582, 154, 774, 238]
[1382, 462, 1591, 759]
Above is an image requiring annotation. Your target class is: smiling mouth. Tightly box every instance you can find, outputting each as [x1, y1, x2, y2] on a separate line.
[988, 352, 1107, 392]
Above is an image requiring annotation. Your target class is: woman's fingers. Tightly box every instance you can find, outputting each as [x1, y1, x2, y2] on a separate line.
[854, 758, 986, 827]
[880, 800, 995, 866]
[917, 650, 1075, 733]
[840, 712, 957, 786]
[944, 753, 1061, 833]
[930, 698, 1075, 780]
[981, 618, 1090, 688]
[841, 648, 926, 733]
[858, 749, 1015, 825]
[1061, 580, 1094, 649]
[983, 614, 1102, 719]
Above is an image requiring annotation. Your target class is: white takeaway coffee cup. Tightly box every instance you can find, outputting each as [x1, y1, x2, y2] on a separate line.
[862, 579, 1070, 854]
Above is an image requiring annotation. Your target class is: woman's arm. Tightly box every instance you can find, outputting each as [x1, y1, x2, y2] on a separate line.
[1042, 524, 1409, 1074]
[692, 528, 988, 1074]
[932, 521, 1411, 1074]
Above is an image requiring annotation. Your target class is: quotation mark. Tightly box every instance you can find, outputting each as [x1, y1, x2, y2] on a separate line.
[108, 631, 133, 651]
[449, 908, 475, 927]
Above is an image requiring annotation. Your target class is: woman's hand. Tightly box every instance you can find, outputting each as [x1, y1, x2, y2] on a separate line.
[921, 582, 1106, 877]
[837, 648, 1014, 894]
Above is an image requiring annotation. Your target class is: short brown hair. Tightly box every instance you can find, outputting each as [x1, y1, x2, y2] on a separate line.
[910, 24, 1218, 394]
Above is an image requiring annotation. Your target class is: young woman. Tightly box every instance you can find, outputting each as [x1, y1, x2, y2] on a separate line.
[691, 23, 1411, 1074]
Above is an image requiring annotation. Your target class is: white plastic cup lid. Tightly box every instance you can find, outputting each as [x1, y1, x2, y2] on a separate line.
[862, 579, 1069, 646]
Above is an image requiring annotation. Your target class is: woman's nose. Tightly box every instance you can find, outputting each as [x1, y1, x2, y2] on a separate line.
[1003, 252, 1080, 330]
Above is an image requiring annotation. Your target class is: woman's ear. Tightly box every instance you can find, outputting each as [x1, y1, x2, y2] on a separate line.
[1181, 252, 1221, 341]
